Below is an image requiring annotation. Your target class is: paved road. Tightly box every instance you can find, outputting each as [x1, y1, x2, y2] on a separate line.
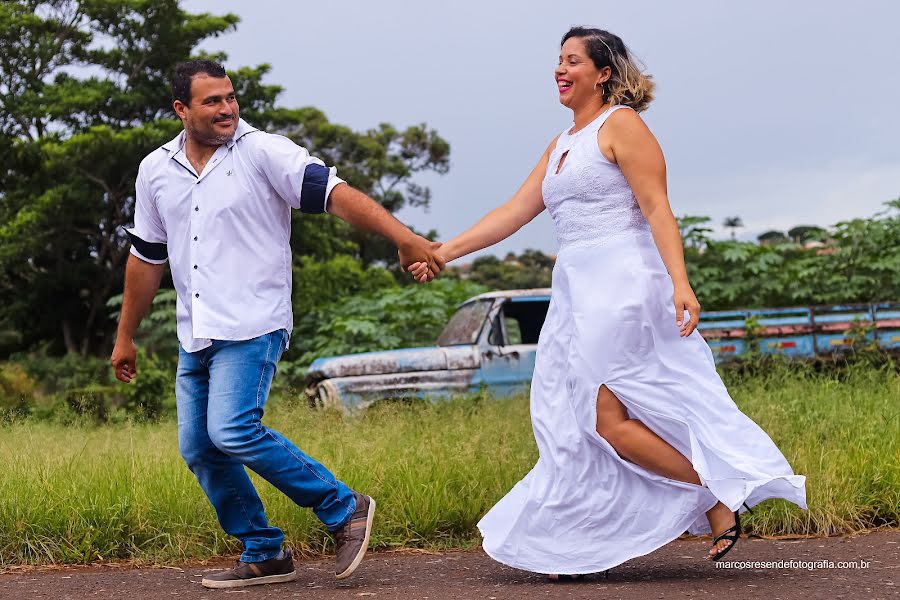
[2, 531, 897, 600]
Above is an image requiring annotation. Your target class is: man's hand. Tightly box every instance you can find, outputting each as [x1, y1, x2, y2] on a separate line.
[111, 337, 138, 383]
[328, 185, 447, 280]
[407, 243, 447, 283]
[112, 254, 164, 383]
[398, 236, 444, 282]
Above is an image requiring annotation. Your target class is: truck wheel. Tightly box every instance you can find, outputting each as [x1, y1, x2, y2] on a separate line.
[310, 380, 341, 410]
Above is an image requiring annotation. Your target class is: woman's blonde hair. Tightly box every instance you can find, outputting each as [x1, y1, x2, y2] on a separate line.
[561, 27, 655, 113]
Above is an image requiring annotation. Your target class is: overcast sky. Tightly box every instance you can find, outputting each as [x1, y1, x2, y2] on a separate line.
[185, 0, 900, 258]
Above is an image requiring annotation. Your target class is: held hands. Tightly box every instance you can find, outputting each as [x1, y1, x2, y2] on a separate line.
[673, 282, 701, 337]
[407, 245, 448, 283]
[111, 337, 137, 383]
[398, 235, 445, 282]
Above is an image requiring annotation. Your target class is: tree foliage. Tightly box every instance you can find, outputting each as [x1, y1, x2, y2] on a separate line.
[259, 107, 448, 266]
[443, 204, 899, 313]
[680, 200, 900, 310]
[722, 215, 744, 240]
[0, 0, 449, 357]
[461, 249, 554, 290]
[296, 279, 488, 364]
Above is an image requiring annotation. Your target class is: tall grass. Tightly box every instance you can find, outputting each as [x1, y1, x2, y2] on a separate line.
[0, 364, 897, 565]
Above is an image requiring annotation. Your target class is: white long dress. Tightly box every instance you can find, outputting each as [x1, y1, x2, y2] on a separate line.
[477, 105, 807, 574]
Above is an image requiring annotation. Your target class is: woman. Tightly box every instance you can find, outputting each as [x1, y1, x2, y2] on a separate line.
[410, 27, 807, 576]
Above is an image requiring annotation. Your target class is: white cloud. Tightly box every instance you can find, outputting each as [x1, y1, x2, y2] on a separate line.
[183, 0, 900, 257]
[673, 162, 900, 241]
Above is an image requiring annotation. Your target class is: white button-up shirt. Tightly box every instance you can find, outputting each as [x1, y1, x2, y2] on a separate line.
[125, 118, 345, 352]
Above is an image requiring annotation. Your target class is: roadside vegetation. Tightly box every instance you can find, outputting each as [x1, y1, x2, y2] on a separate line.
[1, 0, 898, 567]
[1, 358, 897, 565]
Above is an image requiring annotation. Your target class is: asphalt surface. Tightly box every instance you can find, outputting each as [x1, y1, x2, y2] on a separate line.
[2, 531, 897, 599]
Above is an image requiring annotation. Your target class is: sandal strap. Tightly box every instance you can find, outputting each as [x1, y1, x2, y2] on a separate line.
[711, 538, 738, 560]
[712, 524, 740, 544]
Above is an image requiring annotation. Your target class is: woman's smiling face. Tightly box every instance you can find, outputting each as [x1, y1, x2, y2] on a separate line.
[555, 36, 610, 109]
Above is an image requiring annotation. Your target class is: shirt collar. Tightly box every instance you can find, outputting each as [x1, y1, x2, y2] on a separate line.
[161, 118, 258, 156]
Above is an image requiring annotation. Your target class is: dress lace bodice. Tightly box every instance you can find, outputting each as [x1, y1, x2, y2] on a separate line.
[542, 105, 651, 251]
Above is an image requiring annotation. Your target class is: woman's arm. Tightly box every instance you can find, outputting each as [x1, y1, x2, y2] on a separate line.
[603, 109, 701, 337]
[428, 137, 557, 264]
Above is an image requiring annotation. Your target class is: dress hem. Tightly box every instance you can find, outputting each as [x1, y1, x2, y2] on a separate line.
[478, 491, 719, 575]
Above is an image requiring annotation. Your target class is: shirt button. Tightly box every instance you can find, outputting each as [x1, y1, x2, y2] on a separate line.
[194, 206, 199, 211]
[193, 236, 198, 241]
[195, 293, 199, 298]
[193, 265, 198, 269]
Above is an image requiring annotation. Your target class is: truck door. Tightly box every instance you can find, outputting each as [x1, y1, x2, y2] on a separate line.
[472, 296, 550, 396]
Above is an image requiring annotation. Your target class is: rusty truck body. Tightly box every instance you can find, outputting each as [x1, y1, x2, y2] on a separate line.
[304, 289, 900, 409]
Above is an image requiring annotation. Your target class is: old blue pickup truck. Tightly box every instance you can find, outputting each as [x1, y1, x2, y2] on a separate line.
[304, 289, 900, 409]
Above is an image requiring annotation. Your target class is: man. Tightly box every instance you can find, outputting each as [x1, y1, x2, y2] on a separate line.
[111, 60, 441, 589]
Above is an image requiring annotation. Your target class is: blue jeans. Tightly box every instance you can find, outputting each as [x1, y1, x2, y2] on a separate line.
[176, 328, 356, 563]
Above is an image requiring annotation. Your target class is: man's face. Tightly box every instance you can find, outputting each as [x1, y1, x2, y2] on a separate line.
[174, 74, 240, 146]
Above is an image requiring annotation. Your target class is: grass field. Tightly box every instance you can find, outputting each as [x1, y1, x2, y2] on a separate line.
[1, 362, 898, 565]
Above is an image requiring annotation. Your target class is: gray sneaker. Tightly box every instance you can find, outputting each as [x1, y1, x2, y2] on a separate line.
[201, 548, 298, 589]
[334, 491, 376, 579]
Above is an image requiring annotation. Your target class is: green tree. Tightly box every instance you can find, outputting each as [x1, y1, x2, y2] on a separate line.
[0, 0, 449, 358]
[683, 200, 900, 310]
[757, 230, 789, 246]
[298, 279, 488, 364]
[782, 200, 900, 304]
[465, 249, 554, 290]
[0, 0, 240, 356]
[259, 107, 448, 267]
[787, 225, 828, 245]
[677, 215, 714, 250]
[106, 289, 178, 362]
[722, 216, 744, 240]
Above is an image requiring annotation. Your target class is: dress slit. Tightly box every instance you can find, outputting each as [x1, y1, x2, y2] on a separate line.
[588, 380, 711, 493]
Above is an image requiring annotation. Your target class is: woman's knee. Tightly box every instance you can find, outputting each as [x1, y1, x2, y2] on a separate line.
[596, 418, 626, 445]
[595, 385, 629, 441]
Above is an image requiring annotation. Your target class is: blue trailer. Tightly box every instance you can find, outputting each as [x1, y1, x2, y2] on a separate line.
[304, 290, 900, 410]
[699, 303, 900, 359]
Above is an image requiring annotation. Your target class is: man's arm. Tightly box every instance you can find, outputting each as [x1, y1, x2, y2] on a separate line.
[327, 183, 445, 275]
[111, 254, 165, 383]
[249, 133, 444, 275]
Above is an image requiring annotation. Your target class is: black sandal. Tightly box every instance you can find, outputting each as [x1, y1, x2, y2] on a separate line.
[708, 502, 753, 561]
[546, 569, 609, 581]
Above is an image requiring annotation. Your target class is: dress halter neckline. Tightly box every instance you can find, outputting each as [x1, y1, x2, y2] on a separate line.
[563, 104, 616, 138]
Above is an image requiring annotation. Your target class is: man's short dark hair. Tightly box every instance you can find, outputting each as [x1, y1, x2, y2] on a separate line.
[173, 60, 227, 105]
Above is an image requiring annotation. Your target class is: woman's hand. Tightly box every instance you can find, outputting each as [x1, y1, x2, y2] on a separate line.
[673, 282, 701, 337]
[405, 138, 555, 284]
[408, 260, 431, 282]
[608, 109, 702, 338]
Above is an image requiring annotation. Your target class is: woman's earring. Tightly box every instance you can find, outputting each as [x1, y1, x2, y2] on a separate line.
[593, 81, 604, 96]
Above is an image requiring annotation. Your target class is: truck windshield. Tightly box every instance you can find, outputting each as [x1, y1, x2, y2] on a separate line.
[437, 300, 492, 346]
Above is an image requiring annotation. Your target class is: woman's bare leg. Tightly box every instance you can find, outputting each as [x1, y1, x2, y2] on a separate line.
[595, 384, 736, 556]
[595, 384, 701, 484]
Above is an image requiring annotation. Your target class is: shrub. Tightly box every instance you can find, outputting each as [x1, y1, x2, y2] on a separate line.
[9, 350, 175, 423]
[0, 362, 37, 421]
[296, 278, 488, 364]
[120, 349, 174, 421]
